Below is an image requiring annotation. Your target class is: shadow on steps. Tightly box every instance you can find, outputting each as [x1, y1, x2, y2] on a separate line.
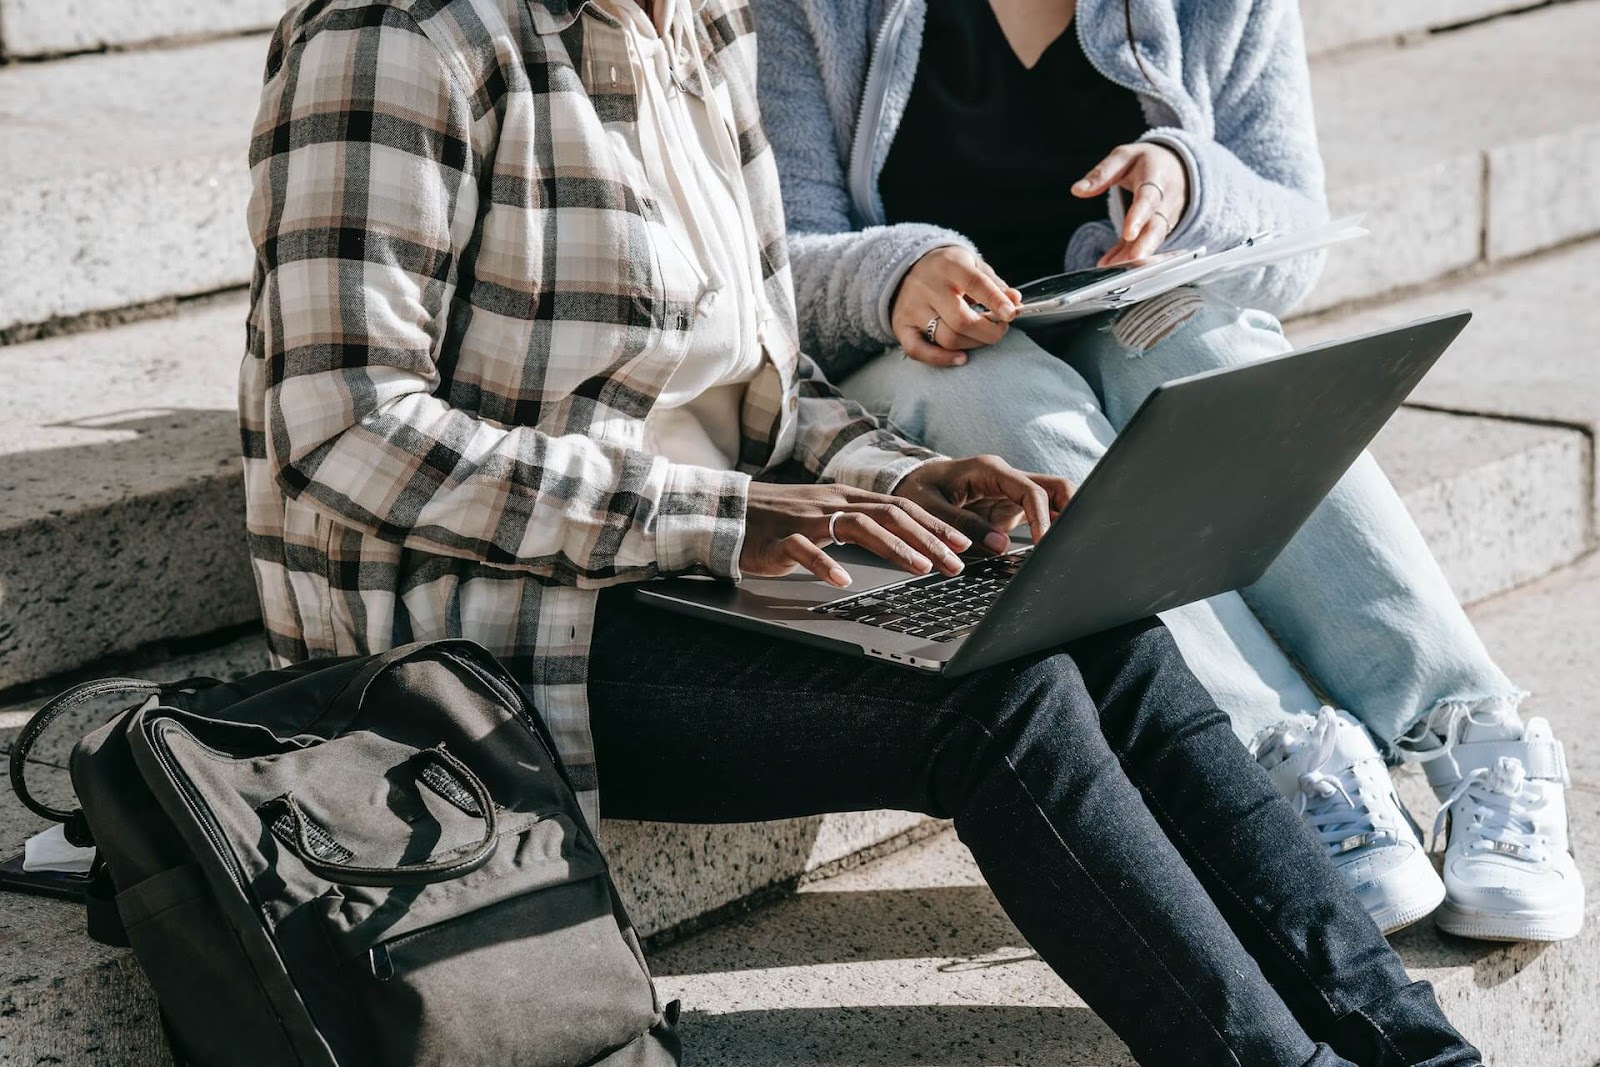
[674, 1004, 1114, 1067]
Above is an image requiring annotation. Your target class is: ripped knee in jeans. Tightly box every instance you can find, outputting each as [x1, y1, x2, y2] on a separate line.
[1108, 288, 1210, 355]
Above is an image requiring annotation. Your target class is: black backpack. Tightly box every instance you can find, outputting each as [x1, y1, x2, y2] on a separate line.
[8, 640, 681, 1066]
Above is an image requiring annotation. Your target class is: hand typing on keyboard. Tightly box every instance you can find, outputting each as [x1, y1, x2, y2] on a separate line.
[741, 457, 1070, 591]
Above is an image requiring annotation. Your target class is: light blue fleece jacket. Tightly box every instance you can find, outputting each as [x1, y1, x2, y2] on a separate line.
[754, 0, 1330, 379]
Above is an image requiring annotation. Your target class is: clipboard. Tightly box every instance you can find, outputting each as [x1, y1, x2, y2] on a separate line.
[1010, 216, 1367, 328]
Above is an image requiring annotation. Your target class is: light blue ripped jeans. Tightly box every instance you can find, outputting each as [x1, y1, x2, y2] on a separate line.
[841, 287, 1522, 749]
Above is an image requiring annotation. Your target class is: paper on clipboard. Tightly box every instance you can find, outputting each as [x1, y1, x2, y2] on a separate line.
[1011, 216, 1367, 328]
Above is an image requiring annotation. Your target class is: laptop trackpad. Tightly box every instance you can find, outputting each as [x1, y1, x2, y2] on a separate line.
[734, 544, 930, 607]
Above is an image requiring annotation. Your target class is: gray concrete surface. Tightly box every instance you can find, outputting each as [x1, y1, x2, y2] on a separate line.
[0, 0, 1535, 58]
[1296, 241, 1600, 431]
[0, 0, 284, 58]
[0, 37, 263, 330]
[1487, 122, 1600, 262]
[0, 298, 257, 689]
[650, 553, 1600, 1066]
[1311, 156, 1485, 316]
[1370, 408, 1590, 605]
[1294, 239, 1600, 521]
[1315, 2, 1600, 203]
[1306, 0, 1600, 313]
[1301, 0, 1569, 56]
[2, 0, 1597, 331]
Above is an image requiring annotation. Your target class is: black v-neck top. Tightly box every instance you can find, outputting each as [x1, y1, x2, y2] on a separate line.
[878, 1, 1147, 285]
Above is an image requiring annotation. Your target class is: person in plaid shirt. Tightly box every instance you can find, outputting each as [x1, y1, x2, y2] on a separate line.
[239, 0, 1481, 1063]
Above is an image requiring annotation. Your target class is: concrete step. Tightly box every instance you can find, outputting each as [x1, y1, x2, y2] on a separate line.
[0, 37, 263, 333]
[0, 0, 285, 59]
[1365, 406, 1588, 607]
[2, 292, 1584, 692]
[0, 0, 1553, 57]
[0, 297, 257, 690]
[1307, 0, 1600, 313]
[650, 551, 1600, 1067]
[1294, 237, 1600, 526]
[1302, 0, 1572, 56]
[3, 0, 1598, 334]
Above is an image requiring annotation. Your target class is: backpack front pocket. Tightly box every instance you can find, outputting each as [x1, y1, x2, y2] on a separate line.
[312, 812, 660, 1067]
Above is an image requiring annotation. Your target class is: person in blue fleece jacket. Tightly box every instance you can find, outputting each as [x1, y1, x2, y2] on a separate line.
[756, 0, 1584, 945]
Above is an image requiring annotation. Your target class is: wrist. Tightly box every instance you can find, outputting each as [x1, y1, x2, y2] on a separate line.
[877, 231, 977, 342]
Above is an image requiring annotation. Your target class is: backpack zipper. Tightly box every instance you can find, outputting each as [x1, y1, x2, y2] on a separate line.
[149, 723, 250, 898]
[442, 652, 564, 774]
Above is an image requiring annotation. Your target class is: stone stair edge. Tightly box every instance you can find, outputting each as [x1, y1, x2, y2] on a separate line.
[0, 0, 287, 60]
[1299, 0, 1585, 57]
[5, 1, 1600, 331]
[0, 295, 256, 690]
[1305, 0, 1600, 315]
[1289, 237, 1600, 531]
[0, 0, 1578, 60]
[0, 0, 1584, 61]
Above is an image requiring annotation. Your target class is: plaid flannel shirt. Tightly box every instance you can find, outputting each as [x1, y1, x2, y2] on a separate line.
[240, 0, 935, 825]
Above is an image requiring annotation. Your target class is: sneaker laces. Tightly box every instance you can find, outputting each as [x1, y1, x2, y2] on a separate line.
[1290, 709, 1388, 855]
[1431, 756, 1550, 863]
[1398, 699, 1521, 779]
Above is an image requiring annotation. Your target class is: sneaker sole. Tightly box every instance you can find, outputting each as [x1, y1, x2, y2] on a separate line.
[1433, 899, 1585, 942]
[1372, 880, 1447, 936]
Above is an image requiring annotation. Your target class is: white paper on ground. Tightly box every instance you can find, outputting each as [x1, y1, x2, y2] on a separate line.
[22, 823, 96, 873]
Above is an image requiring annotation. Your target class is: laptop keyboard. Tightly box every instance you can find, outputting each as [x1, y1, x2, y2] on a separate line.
[813, 550, 1031, 642]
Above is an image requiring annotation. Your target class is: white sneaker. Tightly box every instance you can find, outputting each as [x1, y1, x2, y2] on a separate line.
[1416, 707, 1585, 942]
[1252, 708, 1445, 934]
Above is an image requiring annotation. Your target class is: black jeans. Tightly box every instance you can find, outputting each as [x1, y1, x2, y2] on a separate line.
[587, 590, 1480, 1067]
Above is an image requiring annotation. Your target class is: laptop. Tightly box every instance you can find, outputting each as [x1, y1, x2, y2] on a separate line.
[636, 311, 1471, 677]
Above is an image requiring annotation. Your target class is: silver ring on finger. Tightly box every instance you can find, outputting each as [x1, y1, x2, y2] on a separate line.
[1151, 209, 1173, 232]
[1138, 180, 1165, 201]
[924, 316, 941, 345]
[828, 510, 847, 544]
